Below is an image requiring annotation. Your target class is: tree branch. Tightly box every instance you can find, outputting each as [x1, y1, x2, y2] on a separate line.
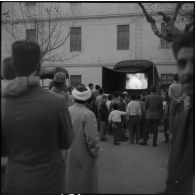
[45, 31, 70, 53]
[158, 12, 171, 23]
[172, 3, 183, 23]
[138, 3, 156, 24]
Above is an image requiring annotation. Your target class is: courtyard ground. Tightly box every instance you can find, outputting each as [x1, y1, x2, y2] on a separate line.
[98, 128, 170, 194]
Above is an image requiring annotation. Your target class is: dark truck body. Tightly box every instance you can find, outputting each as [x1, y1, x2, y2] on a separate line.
[102, 60, 160, 94]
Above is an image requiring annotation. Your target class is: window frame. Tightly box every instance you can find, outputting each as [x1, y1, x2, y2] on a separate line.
[70, 27, 81, 52]
[117, 24, 129, 50]
[160, 73, 174, 84]
[70, 75, 82, 87]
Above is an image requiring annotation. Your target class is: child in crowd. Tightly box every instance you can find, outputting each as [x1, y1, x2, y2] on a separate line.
[108, 103, 128, 145]
[99, 95, 109, 141]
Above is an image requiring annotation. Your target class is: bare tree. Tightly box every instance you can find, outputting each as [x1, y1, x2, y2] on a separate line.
[138, 3, 194, 42]
[2, 2, 79, 63]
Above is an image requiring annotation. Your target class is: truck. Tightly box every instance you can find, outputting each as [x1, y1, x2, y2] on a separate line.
[102, 60, 160, 94]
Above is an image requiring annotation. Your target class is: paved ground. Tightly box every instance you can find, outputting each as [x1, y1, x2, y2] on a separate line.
[1, 127, 170, 194]
[98, 127, 170, 194]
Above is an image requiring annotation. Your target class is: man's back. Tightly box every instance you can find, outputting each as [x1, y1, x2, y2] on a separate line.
[127, 100, 141, 116]
[51, 86, 69, 104]
[2, 86, 74, 193]
[145, 94, 163, 119]
[96, 95, 103, 110]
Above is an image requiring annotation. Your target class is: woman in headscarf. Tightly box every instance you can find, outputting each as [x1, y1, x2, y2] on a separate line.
[66, 84, 99, 194]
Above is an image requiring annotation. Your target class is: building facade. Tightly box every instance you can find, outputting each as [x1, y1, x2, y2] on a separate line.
[1, 2, 193, 87]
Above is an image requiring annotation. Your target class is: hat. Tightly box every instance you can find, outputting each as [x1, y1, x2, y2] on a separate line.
[72, 84, 92, 101]
[54, 72, 66, 83]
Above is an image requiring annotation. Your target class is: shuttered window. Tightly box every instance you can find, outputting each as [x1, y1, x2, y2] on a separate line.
[161, 74, 174, 84]
[70, 27, 81, 52]
[70, 75, 82, 87]
[117, 25, 129, 50]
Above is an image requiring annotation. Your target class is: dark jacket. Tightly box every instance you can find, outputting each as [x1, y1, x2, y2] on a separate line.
[1, 86, 74, 194]
[145, 94, 163, 119]
[99, 102, 109, 121]
[164, 107, 193, 195]
[118, 100, 126, 112]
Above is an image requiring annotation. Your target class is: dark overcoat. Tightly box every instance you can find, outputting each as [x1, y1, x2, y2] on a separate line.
[1, 86, 74, 194]
[165, 107, 193, 195]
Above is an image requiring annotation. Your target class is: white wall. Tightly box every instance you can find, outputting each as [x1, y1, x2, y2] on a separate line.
[2, 2, 193, 86]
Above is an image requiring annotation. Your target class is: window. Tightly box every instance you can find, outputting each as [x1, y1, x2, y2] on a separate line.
[70, 27, 81, 52]
[25, 2, 36, 7]
[161, 74, 174, 84]
[26, 29, 37, 42]
[70, 75, 81, 87]
[161, 23, 172, 49]
[117, 25, 129, 50]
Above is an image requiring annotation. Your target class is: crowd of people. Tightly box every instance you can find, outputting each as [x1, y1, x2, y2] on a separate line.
[61, 80, 187, 148]
[1, 30, 193, 195]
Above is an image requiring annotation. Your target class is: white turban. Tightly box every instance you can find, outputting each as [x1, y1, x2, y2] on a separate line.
[72, 85, 92, 101]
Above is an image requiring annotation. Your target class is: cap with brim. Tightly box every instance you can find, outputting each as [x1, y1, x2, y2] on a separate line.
[54, 72, 66, 83]
[72, 85, 92, 101]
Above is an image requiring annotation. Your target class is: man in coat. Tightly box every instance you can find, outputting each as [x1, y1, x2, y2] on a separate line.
[66, 84, 99, 194]
[140, 86, 163, 147]
[1, 41, 74, 194]
[168, 73, 184, 135]
[50, 71, 69, 105]
[99, 95, 109, 141]
[164, 31, 193, 195]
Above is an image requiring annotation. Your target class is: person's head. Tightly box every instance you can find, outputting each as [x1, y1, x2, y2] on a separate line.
[126, 94, 131, 101]
[53, 72, 66, 88]
[150, 86, 157, 94]
[112, 103, 118, 110]
[108, 94, 113, 101]
[11, 40, 41, 76]
[119, 94, 124, 101]
[102, 95, 107, 103]
[88, 83, 93, 91]
[95, 85, 101, 90]
[173, 73, 179, 82]
[99, 88, 103, 95]
[72, 84, 92, 104]
[173, 31, 194, 97]
[113, 91, 119, 98]
[131, 93, 136, 100]
[2, 57, 16, 80]
[123, 92, 128, 99]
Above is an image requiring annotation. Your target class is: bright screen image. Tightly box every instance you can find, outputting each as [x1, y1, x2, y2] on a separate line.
[126, 73, 148, 89]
